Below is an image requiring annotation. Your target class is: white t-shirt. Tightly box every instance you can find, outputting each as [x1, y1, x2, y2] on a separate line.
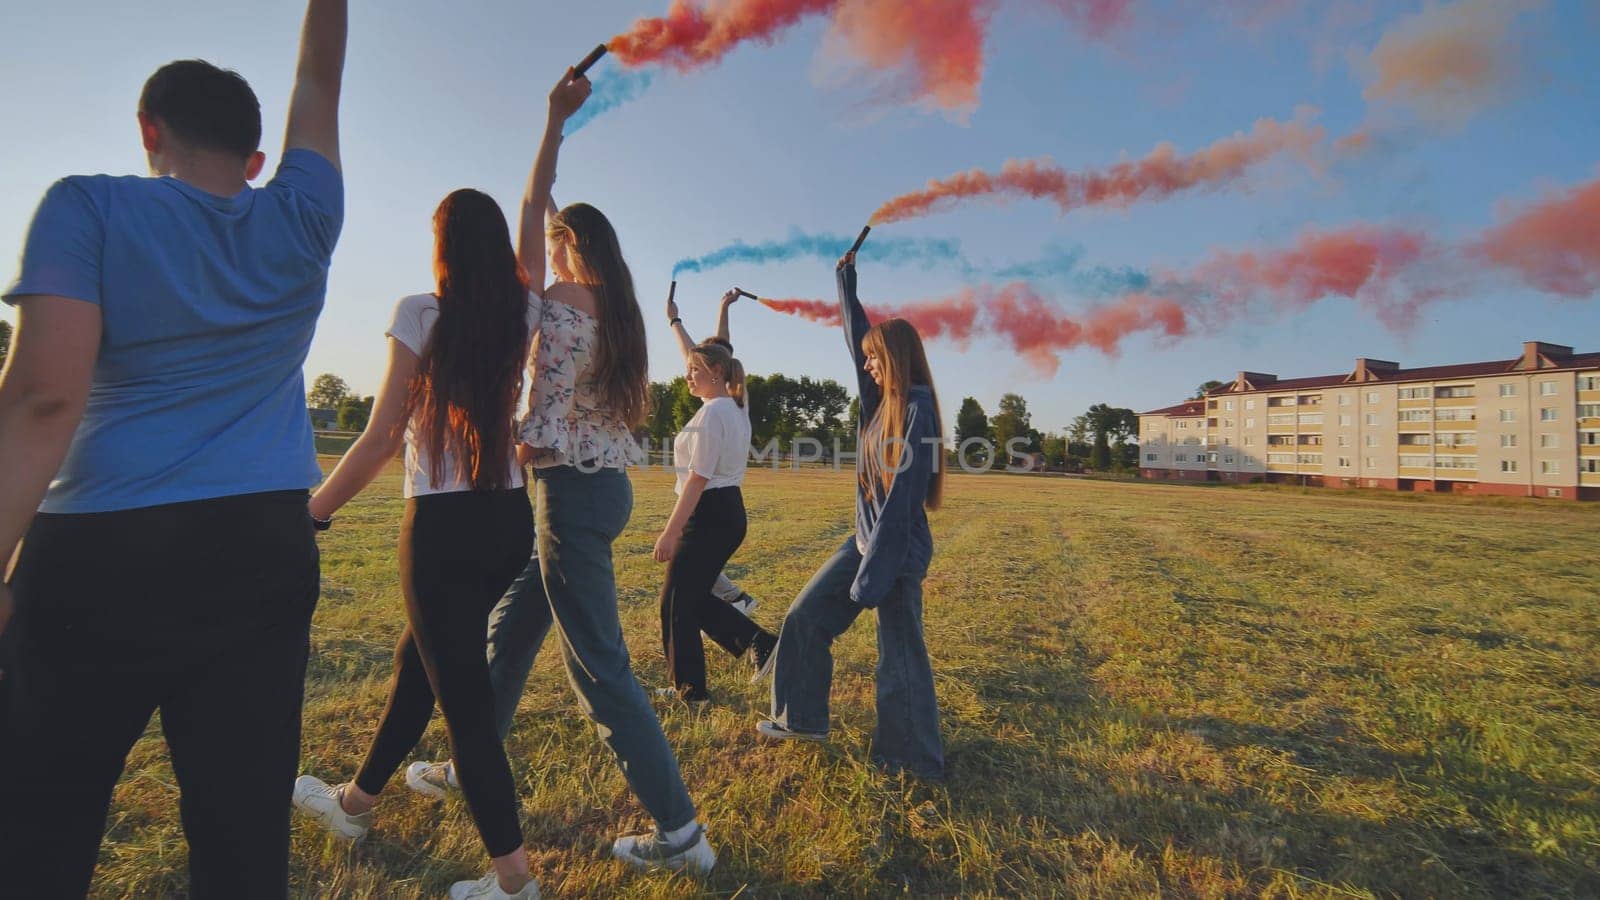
[385, 292, 542, 498]
[672, 396, 751, 495]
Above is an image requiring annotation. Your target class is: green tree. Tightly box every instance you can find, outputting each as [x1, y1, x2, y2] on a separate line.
[646, 381, 677, 446]
[1085, 403, 1138, 471]
[0, 318, 11, 371]
[671, 377, 701, 431]
[991, 393, 1036, 466]
[1041, 433, 1067, 468]
[307, 373, 352, 410]
[954, 397, 989, 446]
[1193, 379, 1227, 400]
[336, 395, 374, 432]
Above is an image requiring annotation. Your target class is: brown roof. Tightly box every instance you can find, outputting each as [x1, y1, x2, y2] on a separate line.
[1140, 400, 1205, 417]
[1205, 350, 1600, 396]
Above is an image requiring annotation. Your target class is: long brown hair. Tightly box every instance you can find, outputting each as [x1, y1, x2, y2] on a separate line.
[409, 188, 528, 490]
[691, 340, 747, 408]
[860, 318, 944, 511]
[546, 203, 649, 427]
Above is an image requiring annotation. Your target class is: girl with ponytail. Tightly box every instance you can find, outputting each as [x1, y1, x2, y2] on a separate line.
[757, 249, 946, 781]
[654, 293, 777, 706]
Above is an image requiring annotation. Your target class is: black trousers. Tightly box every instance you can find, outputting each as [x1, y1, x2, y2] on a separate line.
[354, 488, 534, 858]
[0, 490, 320, 900]
[659, 486, 773, 699]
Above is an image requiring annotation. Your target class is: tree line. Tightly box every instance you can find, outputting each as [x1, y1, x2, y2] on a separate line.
[956, 393, 1140, 472]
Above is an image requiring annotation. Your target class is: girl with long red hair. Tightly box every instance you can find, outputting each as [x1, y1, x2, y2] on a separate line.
[289, 186, 542, 899]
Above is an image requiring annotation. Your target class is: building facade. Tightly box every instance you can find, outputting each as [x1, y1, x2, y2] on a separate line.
[1139, 341, 1600, 500]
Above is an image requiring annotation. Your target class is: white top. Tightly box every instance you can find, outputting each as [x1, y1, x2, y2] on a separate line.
[517, 294, 645, 470]
[672, 396, 751, 495]
[385, 292, 542, 498]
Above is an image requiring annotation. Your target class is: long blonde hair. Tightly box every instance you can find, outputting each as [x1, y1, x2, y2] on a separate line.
[690, 340, 746, 408]
[860, 318, 943, 511]
[545, 203, 650, 427]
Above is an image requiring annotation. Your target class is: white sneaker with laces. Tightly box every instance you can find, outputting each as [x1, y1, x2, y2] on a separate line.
[405, 760, 458, 799]
[448, 870, 539, 900]
[611, 823, 716, 875]
[291, 775, 372, 840]
[755, 719, 828, 742]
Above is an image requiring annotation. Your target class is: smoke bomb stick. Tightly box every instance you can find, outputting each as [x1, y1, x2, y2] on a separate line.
[848, 224, 872, 255]
[667, 280, 676, 303]
[573, 44, 608, 78]
[735, 288, 759, 300]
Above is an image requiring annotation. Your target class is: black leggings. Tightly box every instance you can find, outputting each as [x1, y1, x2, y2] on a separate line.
[0, 490, 319, 900]
[659, 486, 774, 699]
[354, 488, 534, 858]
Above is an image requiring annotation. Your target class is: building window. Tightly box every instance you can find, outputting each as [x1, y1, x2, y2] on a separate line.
[1499, 383, 1518, 397]
[1578, 403, 1600, 419]
[1364, 456, 1376, 469]
[1399, 454, 1431, 468]
[1548, 488, 1563, 497]
[1435, 456, 1477, 470]
[1398, 387, 1432, 399]
[1540, 381, 1558, 396]
[1246, 399, 1256, 411]
[1339, 414, 1352, 426]
[1436, 408, 1475, 422]
[1500, 434, 1518, 448]
[1582, 431, 1600, 446]
[1207, 452, 1219, 463]
[1540, 408, 1558, 422]
[1299, 414, 1324, 425]
[1540, 434, 1558, 449]
[1224, 400, 1234, 411]
[1245, 418, 1255, 429]
[1582, 459, 1600, 474]
[1398, 434, 1432, 446]
[1366, 391, 1380, 404]
[1579, 376, 1599, 391]
[1243, 436, 1254, 446]
[1222, 437, 1232, 446]
[1398, 410, 1431, 423]
[1338, 457, 1351, 468]
[1145, 453, 1158, 462]
[1267, 453, 1295, 465]
[1365, 435, 1378, 447]
[1338, 394, 1351, 407]
[1364, 414, 1379, 426]
[1436, 385, 1475, 399]
[1268, 414, 1295, 425]
[1541, 461, 1559, 475]
[1436, 432, 1476, 448]
[1501, 460, 1519, 473]
[1175, 453, 1187, 462]
[1337, 435, 1350, 447]
[1223, 419, 1234, 428]
[1223, 455, 1234, 464]
[1499, 409, 1517, 423]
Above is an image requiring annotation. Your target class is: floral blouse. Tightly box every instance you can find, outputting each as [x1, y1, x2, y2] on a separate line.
[518, 295, 644, 470]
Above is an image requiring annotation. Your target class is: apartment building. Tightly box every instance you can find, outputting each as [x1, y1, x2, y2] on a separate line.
[1139, 341, 1600, 500]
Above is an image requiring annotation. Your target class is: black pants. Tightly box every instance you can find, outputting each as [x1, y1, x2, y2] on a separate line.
[0, 490, 320, 900]
[659, 486, 774, 699]
[354, 488, 533, 858]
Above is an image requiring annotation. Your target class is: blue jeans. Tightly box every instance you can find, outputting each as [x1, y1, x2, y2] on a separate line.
[769, 536, 945, 778]
[484, 465, 697, 831]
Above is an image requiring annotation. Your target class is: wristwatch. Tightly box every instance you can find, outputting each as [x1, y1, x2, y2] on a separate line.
[669, 317, 682, 326]
[311, 513, 333, 531]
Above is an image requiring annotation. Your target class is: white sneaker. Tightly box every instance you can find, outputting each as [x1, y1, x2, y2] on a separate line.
[755, 720, 828, 742]
[449, 870, 539, 900]
[291, 775, 372, 840]
[611, 823, 716, 875]
[405, 760, 458, 799]
[728, 592, 758, 615]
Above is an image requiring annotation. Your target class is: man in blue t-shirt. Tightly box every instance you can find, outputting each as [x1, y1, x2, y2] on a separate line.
[0, 2, 348, 895]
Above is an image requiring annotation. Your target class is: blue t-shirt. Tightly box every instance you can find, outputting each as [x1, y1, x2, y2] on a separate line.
[2, 149, 343, 513]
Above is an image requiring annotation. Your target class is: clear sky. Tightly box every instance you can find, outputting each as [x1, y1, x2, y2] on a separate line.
[2, 1, 1597, 432]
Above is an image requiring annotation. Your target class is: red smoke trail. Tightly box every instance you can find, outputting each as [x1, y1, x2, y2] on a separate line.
[609, 0, 992, 111]
[1472, 174, 1600, 299]
[609, 0, 837, 70]
[759, 286, 1185, 375]
[757, 294, 980, 342]
[1043, 0, 1135, 38]
[870, 109, 1325, 224]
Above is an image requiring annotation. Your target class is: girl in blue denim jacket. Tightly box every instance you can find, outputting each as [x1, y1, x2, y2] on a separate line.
[757, 250, 947, 779]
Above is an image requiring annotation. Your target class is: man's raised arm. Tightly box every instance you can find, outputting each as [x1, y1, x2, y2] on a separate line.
[282, 0, 348, 169]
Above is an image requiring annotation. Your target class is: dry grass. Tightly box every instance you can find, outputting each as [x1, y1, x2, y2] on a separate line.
[88, 465, 1600, 898]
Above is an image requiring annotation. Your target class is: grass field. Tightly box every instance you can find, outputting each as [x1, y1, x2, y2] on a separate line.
[89, 464, 1599, 898]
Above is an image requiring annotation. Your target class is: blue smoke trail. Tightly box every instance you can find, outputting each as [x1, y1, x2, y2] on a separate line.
[671, 230, 970, 277]
[673, 233, 1152, 297]
[565, 64, 655, 136]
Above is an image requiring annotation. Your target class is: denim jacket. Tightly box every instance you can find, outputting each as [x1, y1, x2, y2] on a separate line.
[838, 263, 936, 607]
